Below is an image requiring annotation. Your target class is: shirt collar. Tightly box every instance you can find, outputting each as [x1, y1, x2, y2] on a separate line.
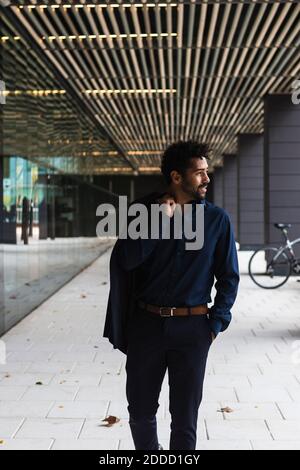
[189, 198, 206, 207]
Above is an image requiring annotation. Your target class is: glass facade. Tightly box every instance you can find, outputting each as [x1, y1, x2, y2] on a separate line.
[0, 156, 117, 336]
[1, 237, 113, 335]
[0, 10, 165, 337]
[0, 10, 125, 337]
[0, 150, 164, 336]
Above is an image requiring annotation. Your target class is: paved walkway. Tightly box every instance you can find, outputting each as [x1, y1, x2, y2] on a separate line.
[0, 247, 300, 450]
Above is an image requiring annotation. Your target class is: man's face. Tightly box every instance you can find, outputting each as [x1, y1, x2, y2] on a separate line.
[180, 157, 210, 200]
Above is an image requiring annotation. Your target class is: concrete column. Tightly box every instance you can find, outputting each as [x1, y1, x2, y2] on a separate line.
[223, 154, 238, 240]
[206, 173, 214, 203]
[237, 134, 264, 249]
[213, 166, 224, 208]
[264, 94, 300, 245]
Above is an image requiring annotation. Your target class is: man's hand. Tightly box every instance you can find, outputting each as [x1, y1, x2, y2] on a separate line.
[156, 193, 176, 218]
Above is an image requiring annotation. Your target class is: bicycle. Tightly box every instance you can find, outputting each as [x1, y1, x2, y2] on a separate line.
[248, 223, 300, 289]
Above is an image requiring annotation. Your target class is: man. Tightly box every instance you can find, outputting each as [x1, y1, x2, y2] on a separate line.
[104, 140, 239, 450]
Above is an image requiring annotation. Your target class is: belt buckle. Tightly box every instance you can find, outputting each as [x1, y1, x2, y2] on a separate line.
[159, 307, 176, 317]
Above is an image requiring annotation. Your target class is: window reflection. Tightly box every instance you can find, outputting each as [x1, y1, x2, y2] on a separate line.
[0, 156, 114, 334]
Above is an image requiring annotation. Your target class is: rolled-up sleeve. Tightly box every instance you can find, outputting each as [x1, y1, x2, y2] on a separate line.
[209, 212, 240, 337]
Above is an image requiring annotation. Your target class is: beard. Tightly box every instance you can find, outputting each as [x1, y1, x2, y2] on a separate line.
[181, 179, 208, 201]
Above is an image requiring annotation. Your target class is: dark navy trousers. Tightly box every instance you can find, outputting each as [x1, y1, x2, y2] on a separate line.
[125, 305, 212, 450]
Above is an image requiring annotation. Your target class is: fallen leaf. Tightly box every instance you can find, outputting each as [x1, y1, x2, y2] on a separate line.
[218, 407, 234, 413]
[81, 294, 87, 298]
[35, 381, 43, 386]
[4, 374, 10, 379]
[0, 440, 4, 445]
[101, 416, 120, 427]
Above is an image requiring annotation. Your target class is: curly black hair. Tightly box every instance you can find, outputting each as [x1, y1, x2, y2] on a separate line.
[160, 140, 210, 184]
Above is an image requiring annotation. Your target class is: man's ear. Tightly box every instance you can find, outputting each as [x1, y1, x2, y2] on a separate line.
[170, 170, 182, 185]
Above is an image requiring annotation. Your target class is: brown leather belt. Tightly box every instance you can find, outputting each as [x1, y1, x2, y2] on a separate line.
[138, 300, 209, 317]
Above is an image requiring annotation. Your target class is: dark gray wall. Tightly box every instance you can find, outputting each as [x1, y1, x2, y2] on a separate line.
[206, 174, 214, 203]
[238, 134, 264, 249]
[223, 154, 238, 240]
[213, 167, 224, 208]
[264, 94, 300, 245]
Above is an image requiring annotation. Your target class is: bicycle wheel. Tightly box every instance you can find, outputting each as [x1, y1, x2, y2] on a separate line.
[289, 240, 300, 275]
[248, 246, 291, 289]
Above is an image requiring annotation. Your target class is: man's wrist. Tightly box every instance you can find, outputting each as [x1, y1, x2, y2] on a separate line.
[208, 317, 223, 337]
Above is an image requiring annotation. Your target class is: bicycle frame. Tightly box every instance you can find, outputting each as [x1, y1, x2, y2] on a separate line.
[248, 230, 300, 288]
[271, 237, 300, 263]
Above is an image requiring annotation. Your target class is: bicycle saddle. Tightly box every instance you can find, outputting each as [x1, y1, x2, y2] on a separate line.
[274, 223, 292, 230]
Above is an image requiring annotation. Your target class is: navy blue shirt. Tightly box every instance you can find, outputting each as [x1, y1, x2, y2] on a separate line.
[116, 198, 239, 337]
